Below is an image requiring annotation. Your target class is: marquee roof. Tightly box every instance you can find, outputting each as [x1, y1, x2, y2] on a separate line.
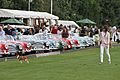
[58, 20, 79, 27]
[0, 9, 59, 19]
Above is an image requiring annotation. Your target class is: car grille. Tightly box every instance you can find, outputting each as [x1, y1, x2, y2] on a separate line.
[33, 43, 43, 49]
[8, 45, 17, 53]
[0, 49, 4, 54]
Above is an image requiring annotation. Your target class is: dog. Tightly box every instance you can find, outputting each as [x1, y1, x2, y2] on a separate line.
[16, 53, 29, 63]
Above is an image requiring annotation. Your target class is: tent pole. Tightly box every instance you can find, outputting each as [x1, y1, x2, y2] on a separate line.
[51, 0, 53, 14]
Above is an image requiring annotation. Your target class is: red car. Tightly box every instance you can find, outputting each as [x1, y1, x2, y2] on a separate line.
[5, 35, 32, 54]
[61, 38, 72, 50]
[51, 34, 73, 50]
[0, 41, 9, 57]
[67, 38, 80, 48]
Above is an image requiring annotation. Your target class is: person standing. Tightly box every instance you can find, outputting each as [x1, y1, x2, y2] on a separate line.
[51, 24, 58, 34]
[0, 25, 5, 37]
[62, 26, 69, 38]
[99, 26, 111, 64]
[3, 25, 12, 35]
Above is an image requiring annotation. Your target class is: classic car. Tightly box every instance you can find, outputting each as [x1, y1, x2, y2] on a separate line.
[18, 35, 50, 52]
[50, 34, 73, 50]
[4, 35, 32, 55]
[0, 37, 9, 57]
[69, 33, 88, 48]
[84, 36, 95, 46]
[61, 38, 73, 50]
[35, 33, 60, 51]
[67, 35, 80, 49]
[45, 33, 64, 51]
[79, 37, 89, 47]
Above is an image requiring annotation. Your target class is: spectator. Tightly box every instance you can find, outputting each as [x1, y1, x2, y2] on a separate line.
[28, 28, 35, 35]
[3, 25, 12, 35]
[51, 24, 58, 34]
[57, 25, 63, 38]
[62, 26, 69, 38]
[73, 27, 78, 33]
[89, 28, 94, 38]
[34, 25, 40, 34]
[59, 24, 63, 30]
[93, 27, 100, 45]
[17, 28, 23, 35]
[23, 29, 29, 35]
[79, 27, 86, 36]
[94, 27, 99, 35]
[11, 28, 17, 40]
[0, 25, 5, 37]
[112, 26, 117, 42]
[116, 29, 120, 44]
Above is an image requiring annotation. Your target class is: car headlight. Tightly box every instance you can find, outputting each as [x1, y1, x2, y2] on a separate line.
[71, 41, 74, 44]
[33, 46, 36, 49]
[5, 45, 8, 49]
[68, 45, 71, 48]
[19, 45, 22, 50]
[42, 45, 45, 49]
[78, 40, 80, 44]
[63, 42, 67, 46]
[27, 43, 31, 48]
[46, 42, 49, 46]
[56, 43, 59, 47]
[61, 41, 64, 44]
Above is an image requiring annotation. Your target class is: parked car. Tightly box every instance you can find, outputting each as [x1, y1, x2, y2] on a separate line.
[84, 36, 95, 46]
[35, 33, 60, 51]
[61, 38, 73, 50]
[51, 34, 73, 50]
[18, 35, 49, 52]
[67, 36, 80, 49]
[79, 37, 89, 47]
[69, 33, 88, 48]
[0, 37, 9, 57]
[46, 33, 64, 51]
[4, 35, 32, 55]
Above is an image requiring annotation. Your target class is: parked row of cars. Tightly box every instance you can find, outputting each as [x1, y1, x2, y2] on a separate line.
[0, 33, 95, 57]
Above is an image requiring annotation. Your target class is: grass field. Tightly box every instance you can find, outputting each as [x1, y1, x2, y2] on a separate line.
[0, 46, 120, 80]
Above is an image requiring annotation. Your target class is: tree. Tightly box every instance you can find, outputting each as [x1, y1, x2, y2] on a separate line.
[0, 0, 120, 26]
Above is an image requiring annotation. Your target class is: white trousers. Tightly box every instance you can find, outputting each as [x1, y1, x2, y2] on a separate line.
[100, 44, 111, 63]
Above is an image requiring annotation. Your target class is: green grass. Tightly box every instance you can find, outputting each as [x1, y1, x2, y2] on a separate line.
[0, 46, 120, 80]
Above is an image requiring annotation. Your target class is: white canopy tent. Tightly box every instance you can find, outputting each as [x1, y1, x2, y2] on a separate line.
[0, 9, 59, 19]
[4, 25, 34, 28]
[58, 20, 79, 27]
[0, 9, 14, 18]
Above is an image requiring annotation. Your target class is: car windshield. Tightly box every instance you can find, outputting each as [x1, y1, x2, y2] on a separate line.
[0, 36, 6, 41]
[47, 34, 53, 39]
[56, 34, 62, 39]
[5, 35, 15, 41]
[35, 33, 47, 40]
[69, 32, 75, 36]
[35, 33, 61, 40]
[18, 35, 35, 41]
[34, 34, 43, 40]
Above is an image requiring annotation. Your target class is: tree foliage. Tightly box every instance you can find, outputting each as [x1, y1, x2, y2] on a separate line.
[0, 0, 120, 26]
